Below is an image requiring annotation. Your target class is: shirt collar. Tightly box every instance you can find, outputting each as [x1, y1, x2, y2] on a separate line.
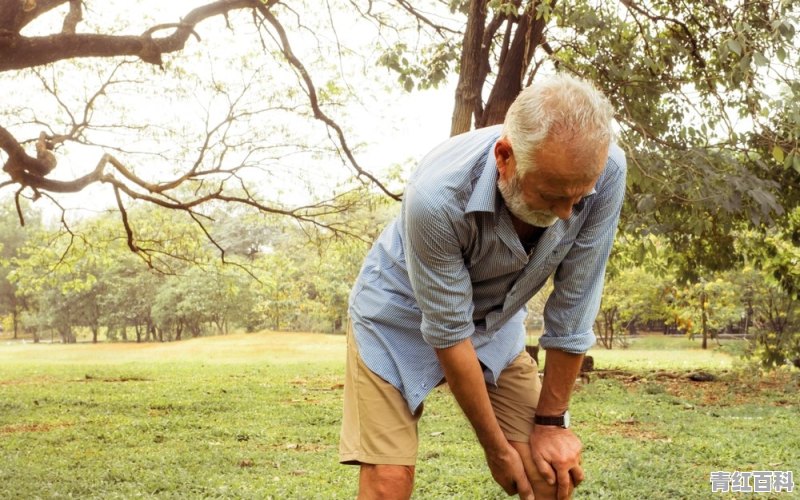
[465, 143, 500, 214]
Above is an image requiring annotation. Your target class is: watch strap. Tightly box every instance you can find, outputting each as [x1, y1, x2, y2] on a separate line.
[534, 411, 568, 428]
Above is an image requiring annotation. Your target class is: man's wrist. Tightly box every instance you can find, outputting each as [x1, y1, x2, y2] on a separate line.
[534, 409, 570, 429]
[478, 427, 513, 456]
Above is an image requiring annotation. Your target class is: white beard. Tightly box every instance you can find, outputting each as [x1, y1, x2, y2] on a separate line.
[497, 175, 559, 228]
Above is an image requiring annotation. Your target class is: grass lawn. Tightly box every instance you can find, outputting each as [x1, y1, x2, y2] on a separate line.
[1, 333, 797, 499]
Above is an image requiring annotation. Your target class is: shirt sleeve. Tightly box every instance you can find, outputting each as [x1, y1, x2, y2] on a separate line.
[539, 147, 627, 353]
[402, 184, 475, 349]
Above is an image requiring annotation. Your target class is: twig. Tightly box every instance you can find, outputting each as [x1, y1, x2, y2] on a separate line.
[113, 184, 138, 253]
[257, 5, 401, 201]
[14, 187, 25, 226]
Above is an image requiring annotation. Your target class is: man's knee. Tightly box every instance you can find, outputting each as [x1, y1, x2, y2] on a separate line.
[359, 464, 415, 500]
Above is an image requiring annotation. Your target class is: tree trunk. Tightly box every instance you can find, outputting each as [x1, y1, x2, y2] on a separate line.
[450, 1, 554, 134]
[334, 316, 343, 334]
[59, 325, 75, 344]
[478, 2, 551, 128]
[608, 308, 615, 350]
[700, 290, 708, 350]
[451, 0, 488, 135]
[91, 326, 98, 344]
[12, 308, 18, 339]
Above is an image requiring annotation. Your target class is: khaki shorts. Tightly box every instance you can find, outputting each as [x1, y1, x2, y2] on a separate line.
[339, 327, 541, 466]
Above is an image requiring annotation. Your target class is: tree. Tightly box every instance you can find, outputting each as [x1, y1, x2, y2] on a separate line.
[734, 208, 800, 365]
[668, 276, 743, 349]
[0, 198, 39, 338]
[10, 217, 117, 343]
[0, 0, 401, 267]
[595, 267, 671, 349]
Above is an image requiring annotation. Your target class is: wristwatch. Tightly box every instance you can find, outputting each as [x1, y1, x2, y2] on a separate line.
[534, 410, 570, 429]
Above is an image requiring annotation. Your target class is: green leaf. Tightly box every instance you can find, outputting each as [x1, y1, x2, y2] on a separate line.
[726, 39, 742, 56]
[753, 51, 768, 66]
[772, 145, 785, 163]
[636, 194, 656, 213]
[793, 154, 800, 174]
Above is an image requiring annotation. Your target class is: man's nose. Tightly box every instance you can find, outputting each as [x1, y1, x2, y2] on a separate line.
[552, 200, 574, 220]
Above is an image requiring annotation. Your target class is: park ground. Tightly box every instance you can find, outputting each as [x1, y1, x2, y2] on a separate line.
[0, 333, 798, 499]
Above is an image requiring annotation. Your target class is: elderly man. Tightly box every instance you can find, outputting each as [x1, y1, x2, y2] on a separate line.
[339, 73, 626, 500]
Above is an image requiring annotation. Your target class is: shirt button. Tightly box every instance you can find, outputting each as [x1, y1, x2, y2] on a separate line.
[422, 384, 427, 389]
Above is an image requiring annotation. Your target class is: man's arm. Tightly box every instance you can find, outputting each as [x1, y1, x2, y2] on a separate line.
[530, 148, 627, 498]
[529, 348, 585, 500]
[435, 339, 534, 500]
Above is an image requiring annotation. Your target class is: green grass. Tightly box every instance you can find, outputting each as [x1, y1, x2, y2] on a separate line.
[1, 333, 798, 499]
[578, 334, 748, 372]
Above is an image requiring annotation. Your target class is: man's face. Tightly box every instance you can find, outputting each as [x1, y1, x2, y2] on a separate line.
[495, 138, 606, 227]
[497, 173, 560, 227]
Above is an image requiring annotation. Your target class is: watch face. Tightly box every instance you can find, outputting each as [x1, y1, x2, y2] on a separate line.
[563, 410, 570, 428]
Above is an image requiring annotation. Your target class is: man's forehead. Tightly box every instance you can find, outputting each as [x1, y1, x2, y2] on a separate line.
[530, 139, 608, 180]
[523, 168, 598, 195]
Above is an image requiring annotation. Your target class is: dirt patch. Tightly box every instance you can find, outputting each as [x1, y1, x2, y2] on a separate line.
[0, 422, 72, 434]
[589, 369, 798, 407]
[599, 419, 672, 442]
[76, 374, 150, 383]
[269, 442, 331, 453]
[603, 422, 672, 443]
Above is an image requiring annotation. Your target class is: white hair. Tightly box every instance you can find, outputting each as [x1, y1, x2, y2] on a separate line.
[501, 73, 615, 178]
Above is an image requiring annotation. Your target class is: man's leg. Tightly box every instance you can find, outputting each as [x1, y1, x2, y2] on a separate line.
[488, 351, 572, 499]
[339, 325, 422, 499]
[358, 465, 415, 500]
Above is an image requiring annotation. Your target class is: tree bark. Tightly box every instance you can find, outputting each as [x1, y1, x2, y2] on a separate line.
[12, 308, 18, 339]
[479, 3, 551, 127]
[449, 1, 555, 134]
[0, 0, 270, 72]
[451, 0, 488, 136]
[700, 289, 708, 350]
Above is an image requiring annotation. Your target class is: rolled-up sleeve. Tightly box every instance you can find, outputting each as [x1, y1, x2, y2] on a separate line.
[539, 148, 627, 353]
[402, 185, 475, 349]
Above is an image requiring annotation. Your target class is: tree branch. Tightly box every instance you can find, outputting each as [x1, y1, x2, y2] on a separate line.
[0, 0, 267, 71]
[61, 0, 82, 34]
[396, 0, 461, 36]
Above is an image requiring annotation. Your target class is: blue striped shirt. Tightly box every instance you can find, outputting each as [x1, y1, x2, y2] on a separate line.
[350, 125, 626, 412]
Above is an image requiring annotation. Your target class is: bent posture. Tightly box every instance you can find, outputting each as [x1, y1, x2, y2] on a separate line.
[340, 73, 626, 500]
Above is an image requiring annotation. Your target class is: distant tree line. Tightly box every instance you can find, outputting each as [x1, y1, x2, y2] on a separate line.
[595, 211, 799, 368]
[0, 194, 392, 343]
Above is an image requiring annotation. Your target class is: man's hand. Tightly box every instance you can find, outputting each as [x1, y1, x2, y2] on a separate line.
[529, 425, 583, 500]
[434, 339, 535, 500]
[485, 442, 534, 500]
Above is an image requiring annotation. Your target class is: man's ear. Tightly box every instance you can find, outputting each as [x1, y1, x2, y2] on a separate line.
[494, 138, 514, 178]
